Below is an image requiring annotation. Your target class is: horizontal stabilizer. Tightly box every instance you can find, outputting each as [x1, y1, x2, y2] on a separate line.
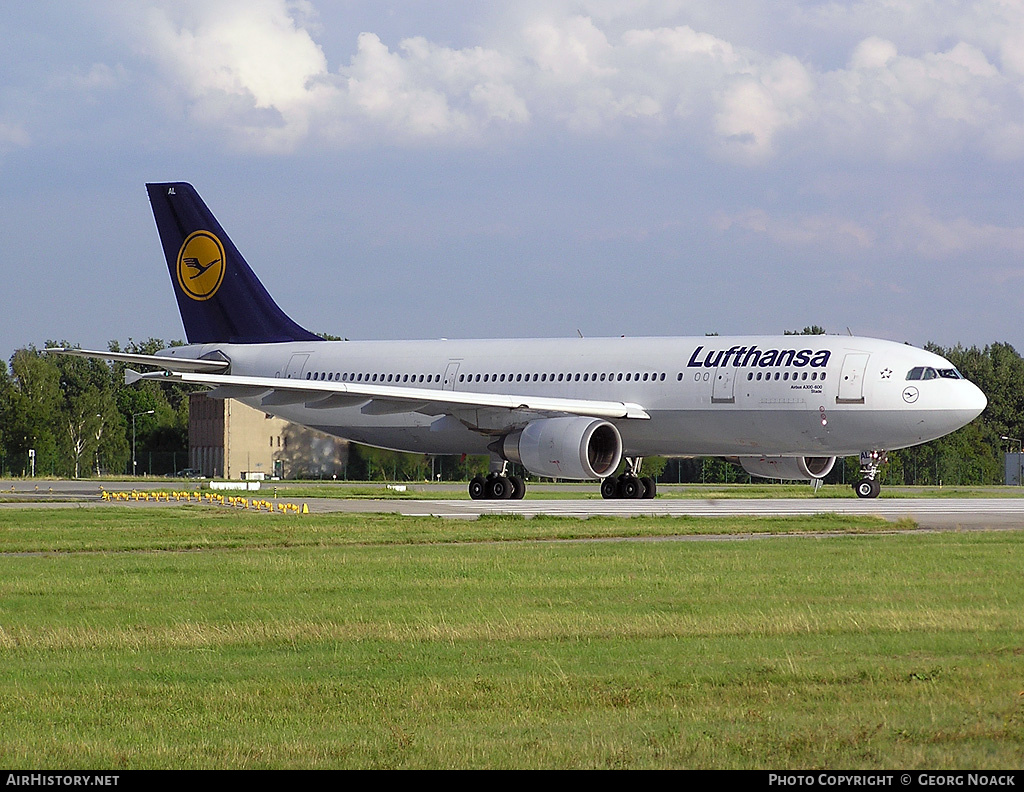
[47, 347, 228, 373]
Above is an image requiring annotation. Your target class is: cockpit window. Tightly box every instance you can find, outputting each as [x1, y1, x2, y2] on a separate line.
[907, 366, 963, 380]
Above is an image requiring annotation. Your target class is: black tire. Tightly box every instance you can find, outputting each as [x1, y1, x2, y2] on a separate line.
[601, 477, 619, 499]
[854, 478, 879, 499]
[488, 475, 513, 500]
[468, 476, 486, 500]
[640, 476, 656, 499]
[619, 476, 641, 499]
[509, 475, 526, 500]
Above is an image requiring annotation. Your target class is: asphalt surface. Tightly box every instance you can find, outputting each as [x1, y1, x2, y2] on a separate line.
[3, 479, 1024, 530]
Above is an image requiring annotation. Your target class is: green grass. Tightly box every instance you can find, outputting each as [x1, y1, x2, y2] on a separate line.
[0, 508, 1021, 768]
[0, 507, 905, 553]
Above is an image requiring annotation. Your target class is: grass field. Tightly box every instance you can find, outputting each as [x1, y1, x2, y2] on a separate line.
[0, 507, 1021, 768]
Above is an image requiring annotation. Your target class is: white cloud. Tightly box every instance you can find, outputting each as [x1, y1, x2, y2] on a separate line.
[119, 0, 1024, 162]
[338, 33, 528, 141]
[524, 16, 616, 81]
[139, 0, 331, 148]
[715, 209, 875, 251]
[0, 123, 30, 153]
[821, 36, 1022, 160]
[891, 208, 1024, 259]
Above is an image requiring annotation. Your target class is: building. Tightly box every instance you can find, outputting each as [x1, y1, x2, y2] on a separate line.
[189, 393, 348, 479]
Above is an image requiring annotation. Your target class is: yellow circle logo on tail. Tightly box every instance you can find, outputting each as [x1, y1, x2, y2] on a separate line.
[176, 231, 226, 301]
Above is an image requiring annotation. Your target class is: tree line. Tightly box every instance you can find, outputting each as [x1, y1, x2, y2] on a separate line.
[0, 340, 192, 478]
[1, 338, 1020, 484]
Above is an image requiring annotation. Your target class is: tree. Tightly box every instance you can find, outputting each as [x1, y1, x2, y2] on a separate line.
[785, 326, 827, 335]
[5, 347, 62, 475]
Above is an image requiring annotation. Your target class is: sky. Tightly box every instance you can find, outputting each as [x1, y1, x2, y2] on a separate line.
[3, 1, 1024, 363]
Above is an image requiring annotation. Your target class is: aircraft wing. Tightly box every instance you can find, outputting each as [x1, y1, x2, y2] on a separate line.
[129, 369, 651, 421]
[45, 347, 229, 373]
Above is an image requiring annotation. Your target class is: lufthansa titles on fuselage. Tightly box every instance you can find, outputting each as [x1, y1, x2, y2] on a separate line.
[687, 345, 831, 369]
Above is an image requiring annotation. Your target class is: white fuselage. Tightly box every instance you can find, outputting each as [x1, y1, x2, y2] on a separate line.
[158, 334, 987, 460]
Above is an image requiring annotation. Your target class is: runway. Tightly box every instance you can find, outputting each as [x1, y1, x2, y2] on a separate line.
[3, 479, 1024, 530]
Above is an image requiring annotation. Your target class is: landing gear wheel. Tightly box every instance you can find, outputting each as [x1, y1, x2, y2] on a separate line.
[640, 477, 656, 499]
[601, 477, 619, 499]
[854, 478, 880, 499]
[487, 475, 513, 500]
[618, 476, 641, 499]
[509, 475, 526, 500]
[469, 476, 486, 500]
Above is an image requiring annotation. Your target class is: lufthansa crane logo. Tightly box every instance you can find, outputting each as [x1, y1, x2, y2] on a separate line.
[176, 231, 225, 301]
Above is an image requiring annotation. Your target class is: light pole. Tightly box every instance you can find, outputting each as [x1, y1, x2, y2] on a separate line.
[133, 410, 154, 476]
[1001, 436, 1021, 485]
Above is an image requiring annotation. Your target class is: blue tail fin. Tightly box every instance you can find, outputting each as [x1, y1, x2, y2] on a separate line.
[147, 182, 322, 344]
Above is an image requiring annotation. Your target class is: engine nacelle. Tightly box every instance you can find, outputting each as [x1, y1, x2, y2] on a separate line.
[735, 455, 837, 481]
[502, 417, 622, 480]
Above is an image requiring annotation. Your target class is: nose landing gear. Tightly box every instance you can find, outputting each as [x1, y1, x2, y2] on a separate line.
[853, 450, 887, 498]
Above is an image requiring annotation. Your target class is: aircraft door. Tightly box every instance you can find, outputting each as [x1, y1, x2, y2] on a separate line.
[284, 353, 310, 379]
[712, 365, 736, 404]
[443, 361, 461, 391]
[837, 353, 869, 404]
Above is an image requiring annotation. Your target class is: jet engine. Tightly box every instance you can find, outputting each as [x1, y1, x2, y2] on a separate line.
[502, 417, 622, 480]
[735, 455, 837, 481]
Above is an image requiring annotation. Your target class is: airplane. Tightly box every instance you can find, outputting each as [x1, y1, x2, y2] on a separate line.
[50, 182, 987, 500]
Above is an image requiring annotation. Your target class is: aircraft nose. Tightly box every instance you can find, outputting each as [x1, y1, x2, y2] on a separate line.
[963, 380, 988, 419]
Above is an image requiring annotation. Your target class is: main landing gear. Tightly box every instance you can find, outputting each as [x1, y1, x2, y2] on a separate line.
[853, 450, 887, 499]
[601, 457, 657, 500]
[469, 462, 526, 500]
